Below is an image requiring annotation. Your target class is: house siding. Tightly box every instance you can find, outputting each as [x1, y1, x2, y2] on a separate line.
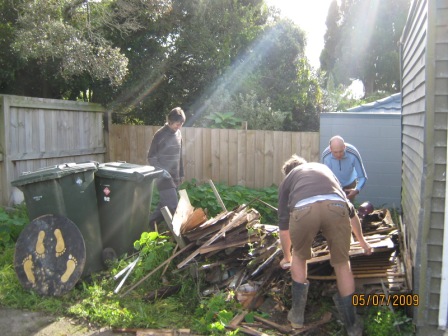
[401, 0, 448, 333]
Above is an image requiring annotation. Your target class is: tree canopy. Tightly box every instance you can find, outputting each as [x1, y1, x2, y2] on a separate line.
[320, 0, 410, 97]
[0, 0, 409, 128]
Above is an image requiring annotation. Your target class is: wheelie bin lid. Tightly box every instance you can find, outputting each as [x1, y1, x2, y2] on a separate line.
[11, 162, 98, 187]
[95, 162, 164, 182]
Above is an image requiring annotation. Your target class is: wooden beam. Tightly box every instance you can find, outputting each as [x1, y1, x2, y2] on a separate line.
[161, 206, 187, 248]
[208, 179, 227, 212]
[253, 315, 292, 334]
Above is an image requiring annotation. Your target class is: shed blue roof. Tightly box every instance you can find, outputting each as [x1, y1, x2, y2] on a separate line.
[347, 93, 401, 112]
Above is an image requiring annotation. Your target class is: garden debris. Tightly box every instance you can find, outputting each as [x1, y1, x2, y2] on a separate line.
[119, 191, 409, 335]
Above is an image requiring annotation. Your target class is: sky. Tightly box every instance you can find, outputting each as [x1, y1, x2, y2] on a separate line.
[265, 0, 333, 69]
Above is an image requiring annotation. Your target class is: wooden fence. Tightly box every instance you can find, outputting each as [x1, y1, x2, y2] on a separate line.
[0, 95, 107, 205]
[0, 94, 320, 205]
[108, 125, 320, 189]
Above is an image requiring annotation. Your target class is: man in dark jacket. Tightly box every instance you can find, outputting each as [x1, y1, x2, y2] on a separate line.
[147, 107, 185, 230]
[278, 154, 371, 336]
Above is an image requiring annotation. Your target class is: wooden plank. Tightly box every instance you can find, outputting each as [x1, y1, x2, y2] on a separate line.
[246, 130, 256, 188]
[128, 125, 138, 163]
[282, 132, 292, 168]
[272, 131, 283, 185]
[202, 127, 212, 181]
[177, 209, 248, 269]
[161, 206, 187, 248]
[226, 323, 268, 336]
[184, 127, 196, 182]
[263, 131, 274, 187]
[253, 315, 292, 334]
[171, 189, 194, 238]
[126, 125, 137, 164]
[108, 125, 119, 164]
[227, 310, 249, 329]
[193, 127, 203, 181]
[291, 131, 301, 157]
[307, 246, 394, 264]
[237, 129, 247, 186]
[228, 129, 238, 186]
[254, 130, 264, 189]
[211, 128, 220, 182]
[198, 234, 261, 254]
[219, 129, 229, 183]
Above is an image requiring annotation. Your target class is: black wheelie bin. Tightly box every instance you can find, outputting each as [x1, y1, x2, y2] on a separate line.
[94, 162, 163, 260]
[11, 162, 104, 277]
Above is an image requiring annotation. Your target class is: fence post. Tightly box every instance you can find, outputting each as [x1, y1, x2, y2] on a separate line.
[103, 110, 112, 162]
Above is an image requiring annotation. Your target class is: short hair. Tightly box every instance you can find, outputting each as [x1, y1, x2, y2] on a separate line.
[329, 135, 345, 146]
[167, 107, 186, 123]
[281, 154, 307, 175]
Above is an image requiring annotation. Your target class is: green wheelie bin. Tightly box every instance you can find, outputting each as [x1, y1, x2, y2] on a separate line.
[11, 162, 104, 276]
[94, 162, 163, 259]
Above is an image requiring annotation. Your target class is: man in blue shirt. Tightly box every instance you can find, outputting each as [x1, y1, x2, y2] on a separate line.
[322, 135, 367, 201]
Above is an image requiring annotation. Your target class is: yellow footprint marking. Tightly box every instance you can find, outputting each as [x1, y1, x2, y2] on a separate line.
[22, 255, 36, 285]
[35, 230, 45, 258]
[61, 255, 77, 283]
[54, 228, 66, 257]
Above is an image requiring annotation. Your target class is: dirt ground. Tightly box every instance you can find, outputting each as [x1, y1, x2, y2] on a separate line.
[0, 307, 131, 336]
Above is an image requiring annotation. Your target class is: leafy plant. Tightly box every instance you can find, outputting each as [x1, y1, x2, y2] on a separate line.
[0, 204, 29, 250]
[193, 291, 239, 335]
[365, 305, 414, 335]
[180, 179, 278, 224]
[204, 112, 243, 129]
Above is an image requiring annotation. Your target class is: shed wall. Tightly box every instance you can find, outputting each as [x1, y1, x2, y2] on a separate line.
[319, 112, 401, 209]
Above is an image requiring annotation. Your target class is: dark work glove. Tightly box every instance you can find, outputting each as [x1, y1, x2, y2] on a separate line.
[162, 169, 172, 179]
[347, 201, 356, 218]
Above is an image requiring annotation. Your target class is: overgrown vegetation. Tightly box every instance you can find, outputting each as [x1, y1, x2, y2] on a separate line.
[179, 179, 279, 223]
[0, 183, 415, 335]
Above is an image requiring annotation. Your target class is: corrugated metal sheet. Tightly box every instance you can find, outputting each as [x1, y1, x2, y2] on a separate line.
[347, 93, 402, 113]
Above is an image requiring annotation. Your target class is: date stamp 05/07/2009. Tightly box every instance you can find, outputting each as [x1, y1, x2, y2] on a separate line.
[352, 294, 419, 307]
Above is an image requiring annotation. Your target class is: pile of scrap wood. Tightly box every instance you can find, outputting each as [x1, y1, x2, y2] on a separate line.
[307, 207, 410, 294]
[117, 187, 410, 335]
[173, 189, 284, 302]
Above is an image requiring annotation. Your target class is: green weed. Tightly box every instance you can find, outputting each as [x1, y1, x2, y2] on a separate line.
[0, 204, 28, 249]
[365, 305, 414, 335]
[180, 179, 278, 224]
